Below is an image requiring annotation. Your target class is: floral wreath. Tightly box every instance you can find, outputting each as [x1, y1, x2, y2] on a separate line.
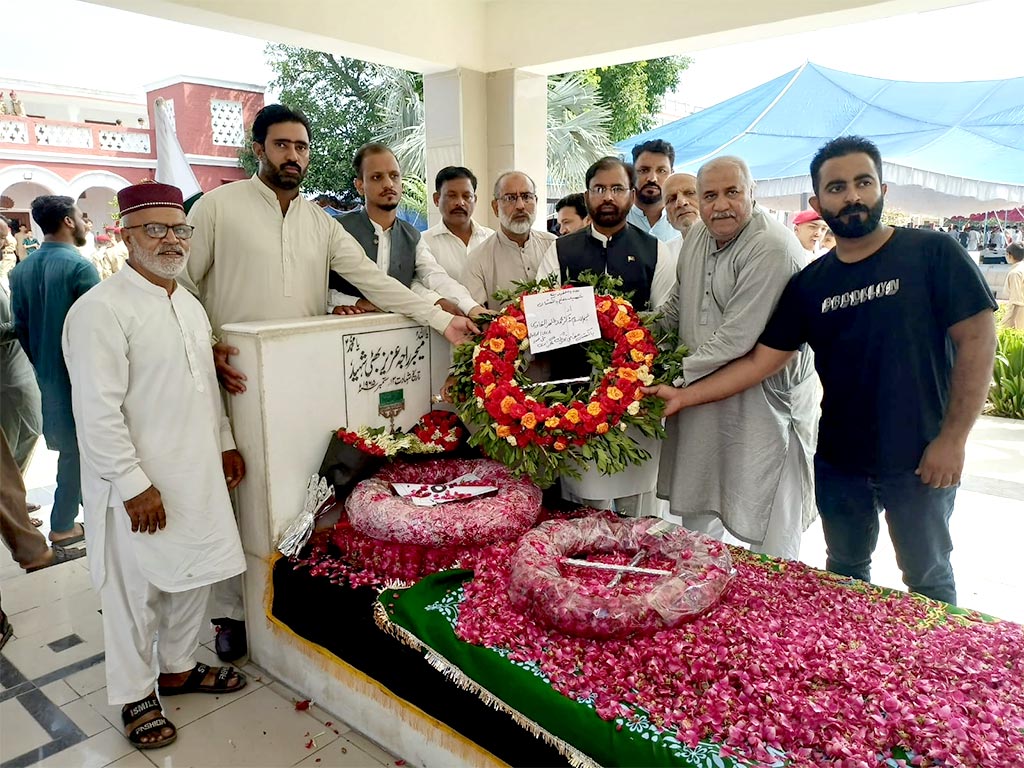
[450, 273, 685, 489]
[508, 516, 734, 639]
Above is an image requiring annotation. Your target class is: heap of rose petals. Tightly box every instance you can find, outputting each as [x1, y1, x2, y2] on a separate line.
[456, 544, 1024, 767]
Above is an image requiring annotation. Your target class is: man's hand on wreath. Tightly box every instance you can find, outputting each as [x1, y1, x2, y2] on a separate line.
[443, 316, 481, 346]
[641, 384, 691, 417]
[436, 298, 465, 317]
[468, 305, 494, 321]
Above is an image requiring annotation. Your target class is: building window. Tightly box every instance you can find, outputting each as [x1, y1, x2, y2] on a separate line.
[210, 99, 244, 147]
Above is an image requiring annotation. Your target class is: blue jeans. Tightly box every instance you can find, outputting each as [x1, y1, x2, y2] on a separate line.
[813, 457, 956, 605]
[43, 425, 81, 535]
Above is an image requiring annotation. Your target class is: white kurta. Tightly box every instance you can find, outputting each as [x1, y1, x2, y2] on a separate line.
[421, 221, 494, 283]
[63, 265, 245, 593]
[537, 225, 679, 506]
[463, 229, 557, 311]
[656, 206, 818, 546]
[182, 175, 451, 336]
[327, 218, 480, 313]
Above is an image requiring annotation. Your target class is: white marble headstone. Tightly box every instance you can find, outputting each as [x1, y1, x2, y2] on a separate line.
[341, 326, 432, 432]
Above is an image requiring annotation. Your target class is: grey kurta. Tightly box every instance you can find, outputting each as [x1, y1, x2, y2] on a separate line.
[656, 205, 818, 544]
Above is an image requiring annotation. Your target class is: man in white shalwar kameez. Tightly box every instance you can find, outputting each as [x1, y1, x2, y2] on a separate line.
[654, 157, 818, 559]
[63, 183, 247, 750]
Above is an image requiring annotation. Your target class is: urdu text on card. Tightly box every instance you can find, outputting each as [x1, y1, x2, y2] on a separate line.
[522, 286, 601, 354]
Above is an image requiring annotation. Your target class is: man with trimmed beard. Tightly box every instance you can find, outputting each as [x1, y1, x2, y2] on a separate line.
[644, 156, 817, 559]
[63, 182, 248, 751]
[9, 196, 99, 548]
[463, 171, 556, 311]
[537, 156, 676, 515]
[645, 137, 997, 602]
[627, 139, 680, 243]
[663, 172, 699, 241]
[328, 144, 486, 319]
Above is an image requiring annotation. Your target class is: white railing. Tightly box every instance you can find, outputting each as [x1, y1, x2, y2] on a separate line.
[0, 119, 29, 144]
[35, 123, 93, 148]
[98, 130, 151, 153]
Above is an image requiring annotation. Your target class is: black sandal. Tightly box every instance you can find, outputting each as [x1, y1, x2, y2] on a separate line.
[121, 695, 177, 749]
[158, 662, 246, 696]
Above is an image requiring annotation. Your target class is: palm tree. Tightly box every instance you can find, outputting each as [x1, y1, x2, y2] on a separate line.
[546, 73, 615, 199]
[370, 69, 615, 211]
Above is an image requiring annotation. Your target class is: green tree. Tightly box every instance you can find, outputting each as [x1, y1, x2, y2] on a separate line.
[245, 45, 392, 200]
[572, 57, 691, 142]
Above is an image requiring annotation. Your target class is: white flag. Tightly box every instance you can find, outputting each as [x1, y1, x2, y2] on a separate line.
[153, 97, 202, 212]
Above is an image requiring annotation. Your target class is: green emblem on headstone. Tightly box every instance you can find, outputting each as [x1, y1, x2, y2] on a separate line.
[379, 389, 405, 431]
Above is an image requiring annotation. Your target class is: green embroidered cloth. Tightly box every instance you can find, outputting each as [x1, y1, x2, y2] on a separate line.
[378, 569, 741, 768]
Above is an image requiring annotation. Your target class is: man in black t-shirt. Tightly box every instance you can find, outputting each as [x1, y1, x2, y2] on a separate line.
[645, 136, 997, 605]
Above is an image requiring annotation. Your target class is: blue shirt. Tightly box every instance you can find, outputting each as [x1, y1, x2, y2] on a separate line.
[9, 241, 99, 437]
[627, 205, 680, 243]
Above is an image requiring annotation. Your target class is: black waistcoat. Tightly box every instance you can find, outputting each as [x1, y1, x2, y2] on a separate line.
[553, 223, 659, 310]
[330, 209, 418, 298]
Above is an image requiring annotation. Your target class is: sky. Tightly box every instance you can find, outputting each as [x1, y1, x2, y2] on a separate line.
[3, 0, 1022, 109]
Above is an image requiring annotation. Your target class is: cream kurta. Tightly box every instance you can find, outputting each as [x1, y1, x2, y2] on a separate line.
[657, 206, 818, 544]
[422, 220, 494, 283]
[63, 265, 245, 593]
[182, 176, 451, 335]
[463, 228, 557, 311]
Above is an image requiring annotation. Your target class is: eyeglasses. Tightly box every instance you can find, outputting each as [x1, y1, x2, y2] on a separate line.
[122, 223, 195, 240]
[588, 185, 631, 198]
[496, 192, 538, 205]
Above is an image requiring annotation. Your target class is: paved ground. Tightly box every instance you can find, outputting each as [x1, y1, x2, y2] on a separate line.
[1, 415, 1021, 767]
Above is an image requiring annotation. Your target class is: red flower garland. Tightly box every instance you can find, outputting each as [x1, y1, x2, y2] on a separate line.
[472, 293, 656, 451]
[508, 517, 734, 639]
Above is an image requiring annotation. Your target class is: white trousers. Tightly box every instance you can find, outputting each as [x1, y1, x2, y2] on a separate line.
[99, 508, 211, 705]
[678, 441, 805, 561]
[209, 575, 245, 622]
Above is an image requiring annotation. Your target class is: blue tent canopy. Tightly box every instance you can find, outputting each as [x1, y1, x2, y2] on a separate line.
[617, 62, 1024, 215]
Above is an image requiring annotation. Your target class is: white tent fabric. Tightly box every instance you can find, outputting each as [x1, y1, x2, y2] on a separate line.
[618, 63, 1024, 216]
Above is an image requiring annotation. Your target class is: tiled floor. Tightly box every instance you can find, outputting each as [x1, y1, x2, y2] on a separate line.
[2, 416, 1021, 767]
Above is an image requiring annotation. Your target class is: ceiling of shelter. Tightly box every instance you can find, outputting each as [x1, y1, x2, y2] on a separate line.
[89, 0, 981, 74]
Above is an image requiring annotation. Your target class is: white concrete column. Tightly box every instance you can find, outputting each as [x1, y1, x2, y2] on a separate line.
[423, 68, 488, 229]
[423, 67, 547, 230]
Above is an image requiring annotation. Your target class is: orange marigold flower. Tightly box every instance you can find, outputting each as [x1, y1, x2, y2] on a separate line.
[613, 310, 631, 328]
[606, 386, 624, 401]
[596, 422, 610, 434]
[521, 412, 538, 430]
[617, 367, 638, 382]
[488, 337, 506, 353]
[597, 299, 612, 313]
[633, 388, 644, 400]
[512, 323, 528, 340]
[500, 395, 516, 414]
[586, 401, 602, 417]
[544, 416, 560, 429]
[479, 360, 493, 374]
[485, 383, 496, 396]
[625, 329, 646, 345]
[496, 425, 512, 438]
[497, 315, 517, 330]
[630, 348, 646, 363]
[554, 439, 568, 451]
[613, 297, 629, 305]
[564, 408, 581, 424]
